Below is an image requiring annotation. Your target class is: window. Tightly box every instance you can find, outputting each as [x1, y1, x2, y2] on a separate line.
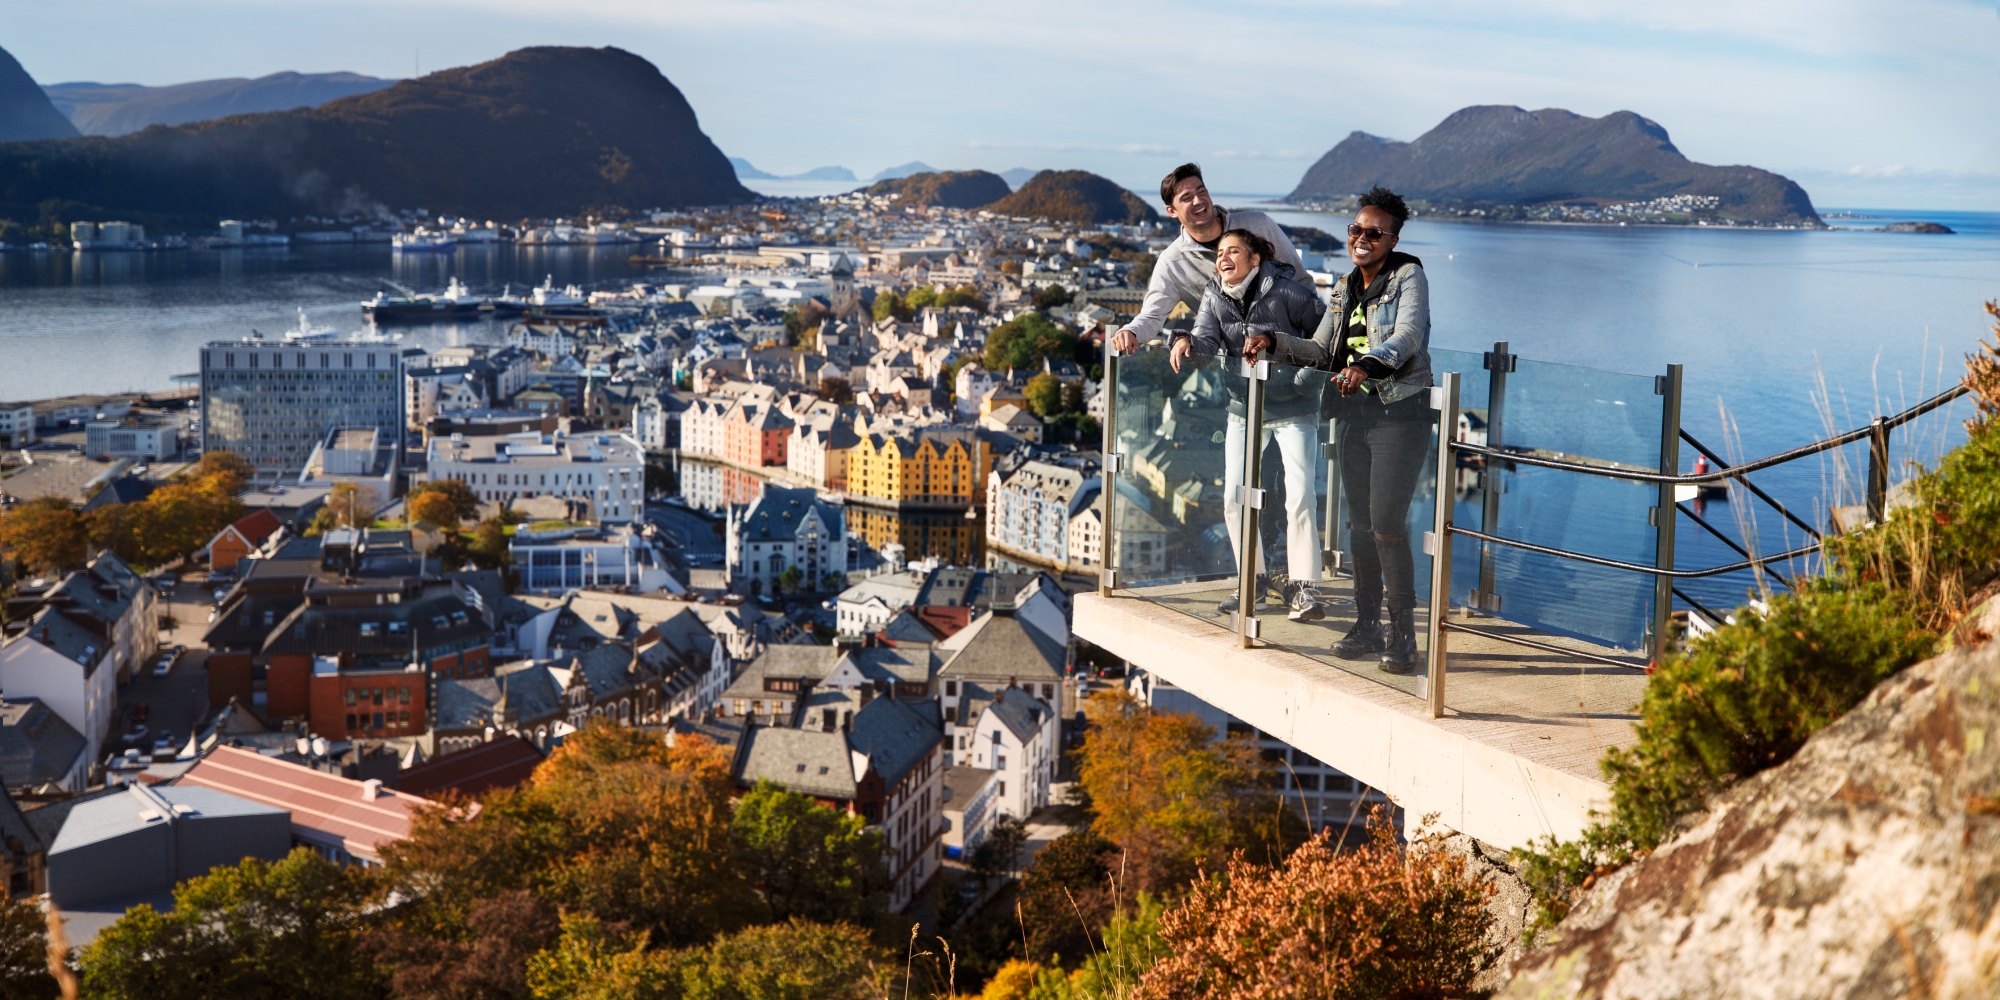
[399, 687, 411, 704]
[344, 689, 356, 707]
[371, 712, 383, 729]
[998, 781, 1005, 796]
[996, 755, 1007, 770]
[944, 681, 957, 697]
[359, 622, 379, 637]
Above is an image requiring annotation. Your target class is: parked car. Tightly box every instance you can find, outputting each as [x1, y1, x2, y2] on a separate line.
[152, 648, 180, 677]
[152, 731, 175, 754]
[122, 724, 149, 744]
[158, 572, 179, 588]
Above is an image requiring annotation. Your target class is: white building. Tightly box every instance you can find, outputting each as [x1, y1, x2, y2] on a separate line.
[510, 324, 577, 359]
[84, 415, 177, 461]
[200, 340, 405, 485]
[941, 765, 1000, 859]
[509, 526, 682, 595]
[678, 397, 729, 459]
[0, 554, 158, 766]
[299, 427, 399, 518]
[954, 365, 1000, 421]
[427, 430, 645, 524]
[960, 687, 1058, 820]
[0, 401, 36, 448]
[834, 569, 930, 638]
[725, 487, 848, 596]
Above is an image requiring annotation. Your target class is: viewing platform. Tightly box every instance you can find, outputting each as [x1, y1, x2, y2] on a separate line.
[1087, 339, 1967, 851]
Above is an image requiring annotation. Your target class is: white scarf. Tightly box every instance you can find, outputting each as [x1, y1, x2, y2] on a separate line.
[1220, 268, 1255, 303]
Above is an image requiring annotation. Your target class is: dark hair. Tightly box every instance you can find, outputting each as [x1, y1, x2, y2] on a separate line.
[1218, 228, 1273, 262]
[1159, 163, 1204, 206]
[1357, 186, 1410, 233]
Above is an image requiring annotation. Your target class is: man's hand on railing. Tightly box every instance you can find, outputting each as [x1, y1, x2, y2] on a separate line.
[1168, 338, 1192, 372]
[1109, 328, 1138, 354]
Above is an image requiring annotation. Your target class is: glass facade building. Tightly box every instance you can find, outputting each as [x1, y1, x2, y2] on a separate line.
[199, 342, 404, 482]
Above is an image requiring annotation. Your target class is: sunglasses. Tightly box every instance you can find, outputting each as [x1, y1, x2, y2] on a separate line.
[1346, 224, 1395, 242]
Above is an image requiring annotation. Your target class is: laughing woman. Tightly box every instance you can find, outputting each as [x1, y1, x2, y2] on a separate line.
[1265, 187, 1433, 674]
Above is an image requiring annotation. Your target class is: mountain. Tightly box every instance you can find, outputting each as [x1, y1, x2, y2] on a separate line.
[0, 46, 752, 227]
[44, 72, 392, 136]
[986, 170, 1158, 225]
[864, 170, 1010, 209]
[731, 158, 855, 182]
[870, 160, 935, 182]
[0, 45, 79, 140]
[1288, 106, 1819, 226]
[999, 167, 1039, 190]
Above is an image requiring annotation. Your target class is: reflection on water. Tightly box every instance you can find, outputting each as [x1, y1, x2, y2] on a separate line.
[677, 457, 986, 567]
[0, 242, 697, 399]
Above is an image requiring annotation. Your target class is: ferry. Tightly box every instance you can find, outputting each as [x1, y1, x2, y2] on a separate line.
[361, 278, 529, 324]
[278, 307, 400, 344]
[392, 231, 457, 253]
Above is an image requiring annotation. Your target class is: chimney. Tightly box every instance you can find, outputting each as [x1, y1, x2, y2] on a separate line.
[361, 779, 383, 801]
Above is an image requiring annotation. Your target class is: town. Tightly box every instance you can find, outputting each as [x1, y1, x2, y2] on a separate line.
[0, 187, 1387, 992]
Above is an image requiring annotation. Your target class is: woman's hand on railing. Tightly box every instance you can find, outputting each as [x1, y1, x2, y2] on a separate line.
[1333, 366, 1368, 396]
[1242, 333, 1272, 361]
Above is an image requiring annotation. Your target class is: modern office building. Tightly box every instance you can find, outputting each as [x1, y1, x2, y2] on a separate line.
[426, 430, 645, 524]
[199, 340, 403, 484]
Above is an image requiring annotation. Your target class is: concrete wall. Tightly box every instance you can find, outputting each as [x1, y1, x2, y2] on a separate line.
[1073, 593, 1610, 851]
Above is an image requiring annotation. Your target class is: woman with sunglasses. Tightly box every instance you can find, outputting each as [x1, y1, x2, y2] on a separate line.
[1260, 186, 1432, 673]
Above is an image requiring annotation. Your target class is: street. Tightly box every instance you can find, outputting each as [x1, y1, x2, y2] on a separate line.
[646, 501, 725, 565]
[112, 571, 218, 757]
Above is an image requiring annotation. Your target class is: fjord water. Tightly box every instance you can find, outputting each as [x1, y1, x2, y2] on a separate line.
[2, 207, 1995, 626]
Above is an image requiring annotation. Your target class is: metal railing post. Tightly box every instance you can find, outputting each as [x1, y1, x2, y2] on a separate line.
[1236, 359, 1268, 648]
[1321, 425, 1342, 576]
[1099, 344, 1121, 597]
[1425, 372, 1459, 718]
[1475, 342, 1513, 613]
[1866, 416, 1890, 523]
[1652, 365, 1684, 660]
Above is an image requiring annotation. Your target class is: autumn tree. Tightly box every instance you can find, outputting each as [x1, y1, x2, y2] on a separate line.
[408, 479, 481, 522]
[525, 915, 894, 1000]
[408, 490, 461, 528]
[188, 450, 254, 492]
[466, 517, 511, 570]
[0, 497, 88, 575]
[1135, 815, 1497, 1000]
[80, 849, 384, 1000]
[1075, 689, 1298, 892]
[0, 898, 56, 999]
[1015, 828, 1121, 965]
[363, 889, 558, 1000]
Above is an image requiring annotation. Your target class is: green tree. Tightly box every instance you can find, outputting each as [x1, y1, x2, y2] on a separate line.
[527, 914, 681, 1000]
[905, 285, 937, 311]
[79, 849, 384, 1000]
[872, 288, 909, 322]
[0, 898, 57, 999]
[775, 566, 803, 594]
[467, 517, 512, 569]
[1023, 373, 1065, 418]
[969, 815, 1028, 882]
[730, 781, 889, 926]
[983, 313, 1076, 374]
[1016, 829, 1120, 964]
[1032, 285, 1073, 311]
[677, 920, 894, 1000]
[0, 497, 88, 576]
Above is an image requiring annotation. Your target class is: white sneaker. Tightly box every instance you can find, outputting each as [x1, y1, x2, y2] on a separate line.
[1288, 582, 1326, 621]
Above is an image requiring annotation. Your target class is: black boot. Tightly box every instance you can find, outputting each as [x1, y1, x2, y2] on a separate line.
[1379, 610, 1419, 674]
[1332, 617, 1383, 659]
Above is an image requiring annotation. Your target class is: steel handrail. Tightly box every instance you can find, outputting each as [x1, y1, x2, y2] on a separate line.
[1447, 525, 1821, 579]
[1452, 383, 1970, 486]
[1677, 428, 1822, 540]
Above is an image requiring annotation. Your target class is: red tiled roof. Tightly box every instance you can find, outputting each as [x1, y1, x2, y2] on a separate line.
[177, 745, 430, 864]
[229, 509, 285, 546]
[394, 737, 544, 800]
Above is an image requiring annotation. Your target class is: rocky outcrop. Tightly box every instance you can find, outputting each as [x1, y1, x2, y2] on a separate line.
[1501, 640, 2000, 999]
[0, 44, 78, 140]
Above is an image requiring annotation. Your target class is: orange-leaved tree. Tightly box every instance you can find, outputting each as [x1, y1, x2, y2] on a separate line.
[1075, 688, 1300, 894]
[0, 497, 89, 576]
[1137, 812, 1498, 1000]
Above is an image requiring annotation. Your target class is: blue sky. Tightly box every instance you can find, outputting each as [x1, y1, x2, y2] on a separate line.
[5, 0, 1998, 208]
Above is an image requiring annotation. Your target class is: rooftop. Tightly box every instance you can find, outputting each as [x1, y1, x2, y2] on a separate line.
[177, 745, 431, 863]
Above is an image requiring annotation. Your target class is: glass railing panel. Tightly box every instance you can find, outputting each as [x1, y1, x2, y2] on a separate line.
[1258, 356, 1438, 698]
[1108, 349, 1244, 630]
[1457, 354, 1662, 651]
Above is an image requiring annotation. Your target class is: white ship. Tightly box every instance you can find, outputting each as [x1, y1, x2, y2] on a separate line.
[392, 230, 457, 252]
[530, 276, 586, 307]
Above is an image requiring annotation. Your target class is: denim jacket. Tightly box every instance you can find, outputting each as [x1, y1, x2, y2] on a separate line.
[1271, 256, 1432, 405]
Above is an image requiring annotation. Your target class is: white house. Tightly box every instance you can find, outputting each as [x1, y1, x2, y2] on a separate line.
[960, 687, 1057, 820]
[725, 487, 848, 596]
[941, 765, 1000, 860]
[0, 605, 124, 767]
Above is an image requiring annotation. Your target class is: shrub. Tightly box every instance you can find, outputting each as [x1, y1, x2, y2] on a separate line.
[1136, 814, 1497, 1000]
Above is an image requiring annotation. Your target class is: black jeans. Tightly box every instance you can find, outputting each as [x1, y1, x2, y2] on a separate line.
[1336, 393, 1432, 619]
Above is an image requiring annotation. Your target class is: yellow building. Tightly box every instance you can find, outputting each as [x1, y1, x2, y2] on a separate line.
[847, 430, 988, 507]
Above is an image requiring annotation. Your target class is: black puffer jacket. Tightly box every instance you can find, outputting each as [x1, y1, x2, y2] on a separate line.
[1181, 260, 1329, 421]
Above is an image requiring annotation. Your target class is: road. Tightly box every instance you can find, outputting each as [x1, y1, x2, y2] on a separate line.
[646, 501, 725, 566]
[112, 572, 218, 757]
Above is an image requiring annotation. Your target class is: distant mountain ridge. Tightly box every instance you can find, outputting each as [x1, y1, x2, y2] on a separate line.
[1288, 105, 1819, 226]
[0, 45, 79, 140]
[999, 168, 1038, 190]
[0, 46, 751, 227]
[730, 157, 855, 182]
[44, 72, 392, 136]
[864, 170, 1011, 209]
[986, 170, 1158, 225]
[870, 160, 935, 182]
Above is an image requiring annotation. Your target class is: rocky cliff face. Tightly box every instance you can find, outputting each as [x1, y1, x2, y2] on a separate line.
[1501, 634, 2000, 999]
[0, 45, 79, 141]
[1288, 105, 1819, 226]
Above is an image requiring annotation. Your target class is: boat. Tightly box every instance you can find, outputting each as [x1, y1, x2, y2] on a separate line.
[361, 278, 528, 324]
[530, 276, 586, 308]
[392, 231, 457, 252]
[281, 307, 401, 344]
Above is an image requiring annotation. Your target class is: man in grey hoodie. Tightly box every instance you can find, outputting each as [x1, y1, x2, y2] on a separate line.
[1106, 163, 1308, 355]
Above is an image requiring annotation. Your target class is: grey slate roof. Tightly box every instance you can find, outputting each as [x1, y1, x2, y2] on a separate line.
[848, 696, 941, 788]
[434, 661, 564, 731]
[981, 687, 1052, 744]
[723, 644, 842, 701]
[12, 607, 111, 678]
[0, 699, 85, 789]
[737, 726, 857, 800]
[736, 487, 843, 545]
[939, 611, 1067, 683]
